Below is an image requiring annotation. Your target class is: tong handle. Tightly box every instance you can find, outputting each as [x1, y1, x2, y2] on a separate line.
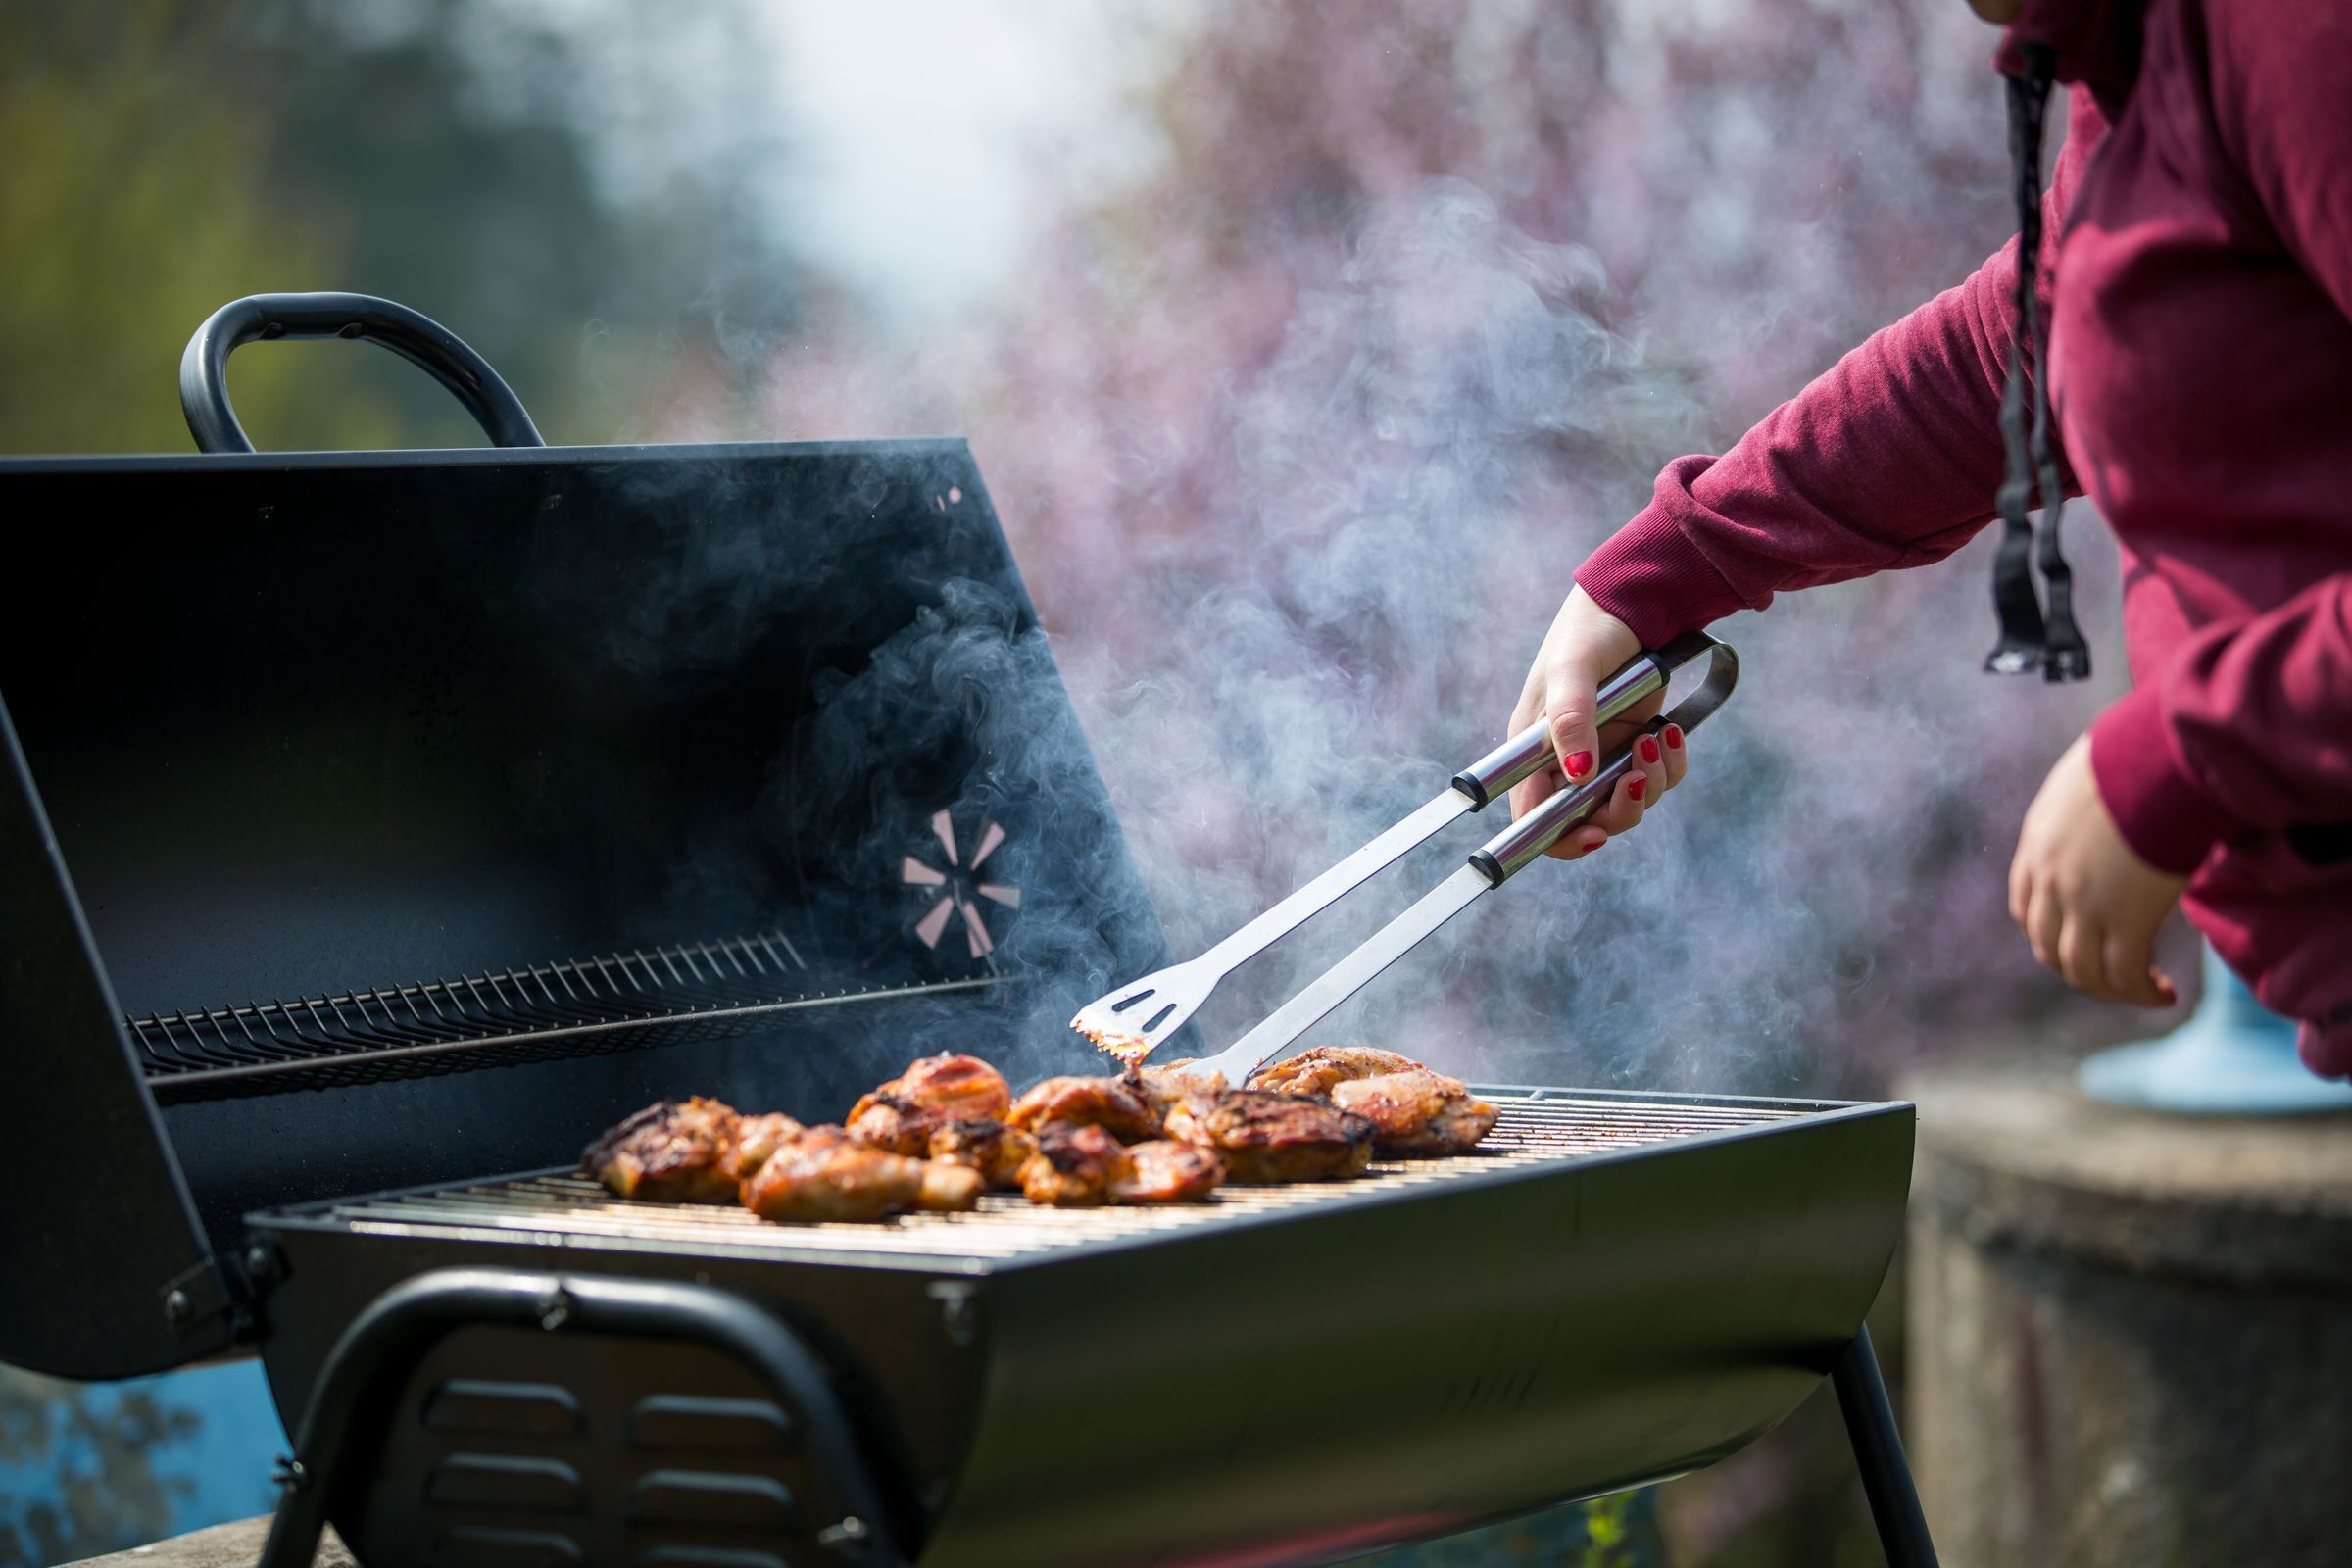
[1467, 634, 1740, 885]
[1450, 632, 1710, 808]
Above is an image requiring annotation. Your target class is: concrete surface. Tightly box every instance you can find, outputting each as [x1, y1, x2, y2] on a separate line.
[66, 1518, 349, 1567]
[1902, 1051, 2352, 1568]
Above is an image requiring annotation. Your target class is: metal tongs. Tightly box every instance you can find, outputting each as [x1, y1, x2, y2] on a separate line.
[1072, 633, 1740, 1079]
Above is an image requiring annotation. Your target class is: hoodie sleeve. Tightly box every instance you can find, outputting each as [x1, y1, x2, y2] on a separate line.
[1576, 92, 2105, 649]
[2087, 2, 2352, 873]
[2090, 578, 2352, 873]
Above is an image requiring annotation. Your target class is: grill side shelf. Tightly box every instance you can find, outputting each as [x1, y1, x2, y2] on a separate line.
[131, 927, 1003, 1103]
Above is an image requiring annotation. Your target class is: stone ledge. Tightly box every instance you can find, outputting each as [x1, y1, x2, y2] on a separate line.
[65, 1517, 350, 1567]
[1898, 1051, 2352, 1287]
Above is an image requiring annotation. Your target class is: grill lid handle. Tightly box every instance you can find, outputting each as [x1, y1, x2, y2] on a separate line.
[178, 292, 546, 454]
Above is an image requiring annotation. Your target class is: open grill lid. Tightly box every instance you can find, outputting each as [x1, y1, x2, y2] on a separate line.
[0, 436, 1167, 1379]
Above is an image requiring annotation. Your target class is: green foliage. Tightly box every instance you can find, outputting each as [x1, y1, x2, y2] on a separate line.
[0, 2, 370, 454]
[0, 0, 803, 457]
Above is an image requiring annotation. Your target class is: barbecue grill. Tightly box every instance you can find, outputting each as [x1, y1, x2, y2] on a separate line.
[0, 295, 1936, 1567]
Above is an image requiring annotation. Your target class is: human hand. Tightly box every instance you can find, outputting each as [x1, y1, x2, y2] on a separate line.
[2009, 732, 2186, 1006]
[1505, 587, 1688, 861]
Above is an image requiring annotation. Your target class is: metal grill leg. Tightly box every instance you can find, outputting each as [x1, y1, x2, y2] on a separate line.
[1831, 1326, 1939, 1568]
[257, 1266, 908, 1568]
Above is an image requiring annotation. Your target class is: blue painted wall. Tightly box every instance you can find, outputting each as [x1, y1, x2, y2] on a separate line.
[0, 1360, 284, 1567]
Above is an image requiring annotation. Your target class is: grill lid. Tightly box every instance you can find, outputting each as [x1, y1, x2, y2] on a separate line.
[0, 436, 1166, 1378]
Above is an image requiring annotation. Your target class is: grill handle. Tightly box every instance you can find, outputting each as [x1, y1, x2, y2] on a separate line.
[1469, 632, 1740, 885]
[257, 1267, 908, 1568]
[179, 292, 546, 454]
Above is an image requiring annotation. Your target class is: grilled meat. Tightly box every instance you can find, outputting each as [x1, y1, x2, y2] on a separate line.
[582, 1097, 745, 1203]
[1018, 1123, 1134, 1207]
[739, 1124, 982, 1223]
[1250, 1046, 1497, 1154]
[1161, 1089, 1375, 1184]
[845, 1094, 939, 1155]
[928, 1116, 1038, 1190]
[1328, 1070, 1499, 1155]
[1111, 1140, 1223, 1204]
[847, 1053, 1013, 1152]
[730, 1111, 807, 1178]
[1125, 1061, 1228, 1117]
[1005, 1075, 1161, 1143]
[1248, 1046, 1423, 1099]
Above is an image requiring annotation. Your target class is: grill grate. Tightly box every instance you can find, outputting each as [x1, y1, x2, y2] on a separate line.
[127, 928, 997, 1104]
[313, 1093, 1812, 1264]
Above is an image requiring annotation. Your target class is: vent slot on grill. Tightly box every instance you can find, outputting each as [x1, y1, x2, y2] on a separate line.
[127, 927, 1001, 1105]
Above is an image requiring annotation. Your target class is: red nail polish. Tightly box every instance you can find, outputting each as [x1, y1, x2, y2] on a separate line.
[1664, 724, 1684, 750]
[1638, 735, 1660, 764]
[1627, 775, 1647, 801]
[1563, 751, 1594, 778]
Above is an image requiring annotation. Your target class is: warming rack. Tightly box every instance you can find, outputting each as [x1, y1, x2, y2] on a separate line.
[126, 926, 1000, 1104]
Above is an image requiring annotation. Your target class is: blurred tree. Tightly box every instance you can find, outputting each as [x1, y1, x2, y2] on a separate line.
[0, 0, 804, 456]
[0, 2, 366, 454]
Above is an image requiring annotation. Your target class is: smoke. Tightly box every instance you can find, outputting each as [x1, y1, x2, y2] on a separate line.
[652, 0, 2147, 1098]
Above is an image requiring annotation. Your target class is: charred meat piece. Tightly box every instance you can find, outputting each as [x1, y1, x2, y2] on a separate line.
[1125, 1061, 1228, 1118]
[928, 1116, 1038, 1190]
[1248, 1046, 1424, 1099]
[1019, 1123, 1135, 1207]
[1328, 1070, 1499, 1155]
[845, 1094, 940, 1156]
[1006, 1075, 1162, 1143]
[731, 1111, 807, 1178]
[739, 1124, 981, 1223]
[1161, 1090, 1374, 1184]
[582, 1097, 745, 1203]
[1111, 1140, 1224, 1204]
[847, 1053, 1013, 1153]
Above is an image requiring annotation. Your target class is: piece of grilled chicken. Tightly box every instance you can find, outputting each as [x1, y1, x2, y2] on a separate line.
[731, 1111, 808, 1178]
[582, 1097, 747, 1203]
[1124, 1061, 1228, 1118]
[1005, 1074, 1162, 1143]
[847, 1053, 1014, 1154]
[1328, 1070, 1499, 1155]
[1248, 1046, 1422, 1099]
[1019, 1123, 1133, 1206]
[739, 1124, 984, 1223]
[1160, 1089, 1375, 1184]
[1249, 1046, 1498, 1155]
[1113, 1140, 1224, 1203]
[927, 1117, 1038, 1190]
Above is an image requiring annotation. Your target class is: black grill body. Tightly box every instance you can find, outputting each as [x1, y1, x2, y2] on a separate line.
[0, 417, 1929, 1567]
[247, 1089, 1909, 1568]
[0, 436, 1161, 1380]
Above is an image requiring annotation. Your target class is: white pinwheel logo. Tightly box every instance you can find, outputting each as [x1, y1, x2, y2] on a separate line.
[902, 808, 1021, 957]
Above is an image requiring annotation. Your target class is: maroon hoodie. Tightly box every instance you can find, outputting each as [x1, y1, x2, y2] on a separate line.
[1575, 0, 2352, 1074]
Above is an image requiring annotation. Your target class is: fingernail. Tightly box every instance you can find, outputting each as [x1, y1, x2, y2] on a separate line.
[1638, 735, 1661, 764]
[1563, 751, 1594, 779]
[1627, 775, 1647, 801]
[1663, 724, 1684, 751]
